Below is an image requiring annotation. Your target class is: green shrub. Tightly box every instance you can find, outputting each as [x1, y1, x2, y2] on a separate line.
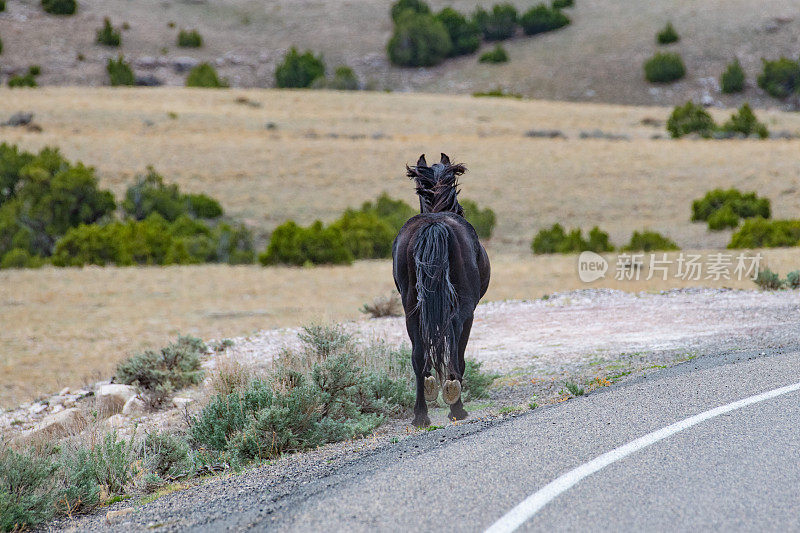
[754, 268, 784, 290]
[757, 57, 800, 99]
[260, 220, 352, 266]
[186, 63, 227, 88]
[275, 47, 325, 88]
[656, 22, 679, 44]
[329, 210, 395, 260]
[0, 248, 43, 269]
[106, 55, 135, 86]
[387, 11, 452, 67]
[721, 59, 745, 94]
[115, 335, 206, 407]
[461, 359, 497, 401]
[0, 33, 3, 55]
[436, 7, 481, 56]
[0, 0, 5, 12]
[0, 147, 116, 259]
[785, 270, 800, 289]
[691, 188, 770, 230]
[461, 199, 496, 239]
[190, 330, 414, 464]
[8, 73, 37, 88]
[728, 219, 800, 248]
[531, 224, 614, 254]
[42, 0, 76, 15]
[520, 4, 570, 36]
[326, 66, 360, 90]
[0, 142, 35, 205]
[359, 193, 416, 233]
[644, 52, 686, 83]
[666, 101, 715, 138]
[96, 17, 121, 47]
[720, 103, 768, 139]
[28, 65, 41, 76]
[186, 193, 223, 219]
[473, 4, 518, 41]
[56, 446, 101, 515]
[177, 29, 203, 48]
[90, 431, 138, 495]
[0, 449, 57, 531]
[707, 204, 739, 230]
[479, 44, 509, 64]
[552, 0, 573, 8]
[622, 230, 679, 251]
[123, 167, 185, 221]
[390, 0, 430, 21]
[143, 432, 191, 477]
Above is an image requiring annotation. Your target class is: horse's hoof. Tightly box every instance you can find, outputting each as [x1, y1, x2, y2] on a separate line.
[424, 375, 438, 401]
[448, 407, 468, 421]
[412, 414, 431, 427]
[442, 380, 462, 405]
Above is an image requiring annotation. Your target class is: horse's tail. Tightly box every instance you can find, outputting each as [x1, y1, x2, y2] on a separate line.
[413, 221, 458, 383]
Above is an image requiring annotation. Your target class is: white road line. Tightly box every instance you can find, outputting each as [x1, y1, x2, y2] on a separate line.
[485, 380, 800, 533]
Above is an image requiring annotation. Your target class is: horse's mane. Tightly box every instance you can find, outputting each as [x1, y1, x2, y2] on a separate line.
[406, 153, 466, 216]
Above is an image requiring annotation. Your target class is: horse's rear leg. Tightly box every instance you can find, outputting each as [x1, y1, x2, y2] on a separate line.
[448, 315, 473, 421]
[408, 319, 431, 427]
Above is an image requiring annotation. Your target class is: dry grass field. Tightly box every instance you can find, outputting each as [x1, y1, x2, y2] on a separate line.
[2, 0, 800, 106]
[1, 87, 800, 407]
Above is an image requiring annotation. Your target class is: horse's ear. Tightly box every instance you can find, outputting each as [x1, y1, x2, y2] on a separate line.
[416, 154, 427, 167]
[440, 153, 450, 165]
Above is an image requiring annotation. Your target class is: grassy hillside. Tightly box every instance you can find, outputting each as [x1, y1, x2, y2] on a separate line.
[1, 0, 800, 105]
[1, 87, 800, 407]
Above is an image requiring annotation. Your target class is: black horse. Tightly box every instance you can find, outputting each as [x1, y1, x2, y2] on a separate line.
[392, 153, 491, 427]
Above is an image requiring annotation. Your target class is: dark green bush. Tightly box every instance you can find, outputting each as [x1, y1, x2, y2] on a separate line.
[359, 193, 416, 233]
[177, 29, 203, 48]
[186, 63, 227, 88]
[116, 335, 206, 407]
[259, 220, 352, 266]
[387, 11, 452, 67]
[461, 359, 498, 401]
[721, 59, 745, 94]
[56, 446, 101, 515]
[656, 22, 679, 44]
[0, 147, 116, 259]
[186, 193, 223, 219]
[786, 270, 800, 289]
[0, 0, 5, 12]
[106, 55, 135, 86]
[479, 44, 509, 64]
[275, 48, 325, 88]
[531, 224, 614, 254]
[728, 219, 800, 248]
[390, 0, 430, 21]
[42, 0, 75, 15]
[96, 17, 121, 47]
[143, 432, 191, 477]
[552, 0, 573, 8]
[691, 188, 770, 230]
[720, 103, 768, 139]
[754, 268, 784, 290]
[329, 210, 395, 259]
[757, 57, 800, 99]
[327, 66, 360, 90]
[622, 230, 679, 251]
[520, 4, 570, 36]
[666, 101, 715, 138]
[473, 4, 518, 41]
[8, 72, 37, 88]
[28, 65, 41, 76]
[436, 7, 481, 56]
[0, 142, 35, 205]
[123, 167, 186, 222]
[644, 52, 686, 83]
[461, 199, 496, 239]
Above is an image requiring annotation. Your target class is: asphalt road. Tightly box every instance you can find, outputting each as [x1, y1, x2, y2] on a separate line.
[214, 346, 800, 532]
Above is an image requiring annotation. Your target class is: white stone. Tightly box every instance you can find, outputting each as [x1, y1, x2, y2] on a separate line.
[104, 414, 128, 429]
[96, 384, 137, 416]
[122, 396, 147, 417]
[28, 408, 86, 438]
[29, 403, 47, 415]
[59, 387, 71, 395]
[50, 404, 64, 414]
